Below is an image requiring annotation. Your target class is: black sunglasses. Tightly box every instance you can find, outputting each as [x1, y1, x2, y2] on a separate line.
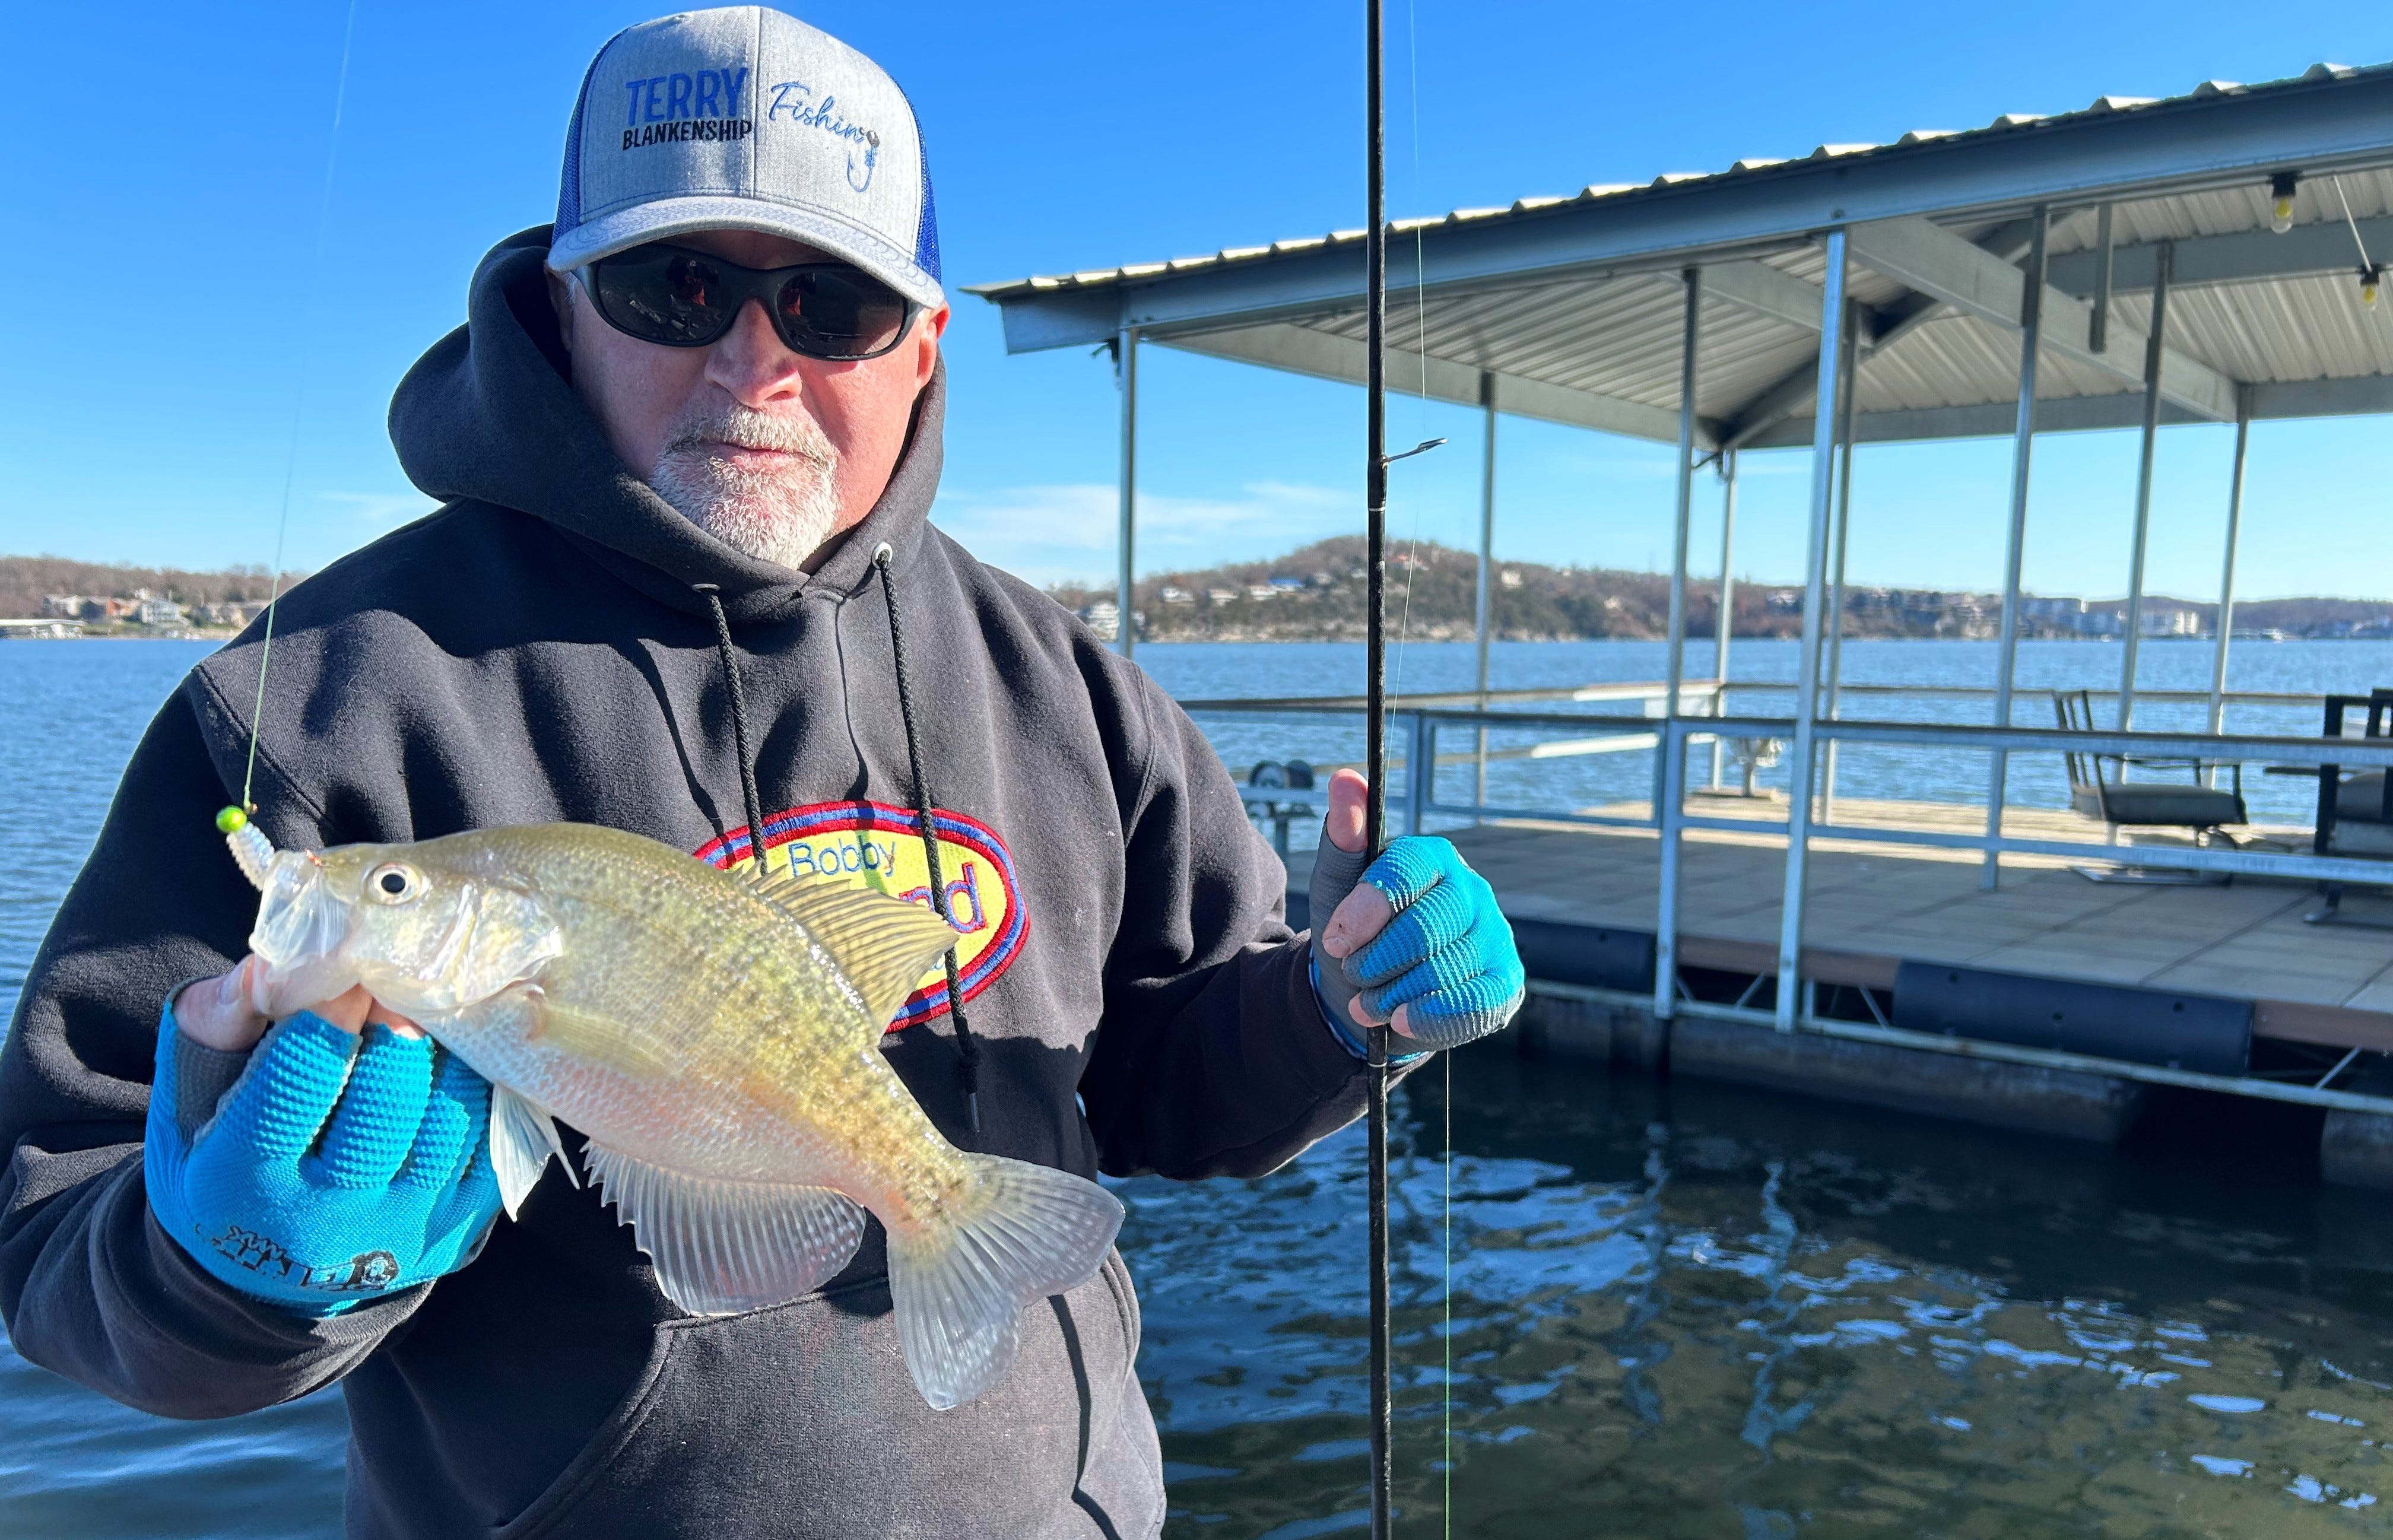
[579, 242, 920, 361]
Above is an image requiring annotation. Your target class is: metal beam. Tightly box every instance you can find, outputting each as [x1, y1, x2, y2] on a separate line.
[1115, 328, 1139, 659]
[1848, 215, 2236, 420]
[1711, 452, 1738, 790]
[1821, 298, 1859, 823]
[1475, 371, 1497, 814]
[1738, 373, 2393, 444]
[1776, 228, 1849, 1031]
[1984, 209, 2048, 890]
[1156, 320, 1719, 446]
[1703, 259, 1828, 332]
[2208, 395, 2252, 735]
[1722, 220, 2040, 448]
[2045, 214, 2393, 296]
[2119, 242, 2173, 728]
[1665, 269, 1702, 722]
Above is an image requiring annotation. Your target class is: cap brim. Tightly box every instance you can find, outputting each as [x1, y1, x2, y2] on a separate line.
[547, 195, 945, 310]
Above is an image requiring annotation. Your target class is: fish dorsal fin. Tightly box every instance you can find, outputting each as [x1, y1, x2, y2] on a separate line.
[580, 1138, 867, 1316]
[489, 1082, 576, 1218]
[750, 874, 960, 1029]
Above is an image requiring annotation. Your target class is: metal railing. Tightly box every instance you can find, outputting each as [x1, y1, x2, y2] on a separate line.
[1192, 693, 2393, 1114]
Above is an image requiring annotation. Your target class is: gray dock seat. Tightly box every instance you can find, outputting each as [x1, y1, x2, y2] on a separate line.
[2304, 691, 2393, 923]
[2322, 770, 2393, 855]
[2052, 688, 2247, 842]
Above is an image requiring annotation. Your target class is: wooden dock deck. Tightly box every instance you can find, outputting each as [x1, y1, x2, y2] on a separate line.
[1286, 796, 2393, 1053]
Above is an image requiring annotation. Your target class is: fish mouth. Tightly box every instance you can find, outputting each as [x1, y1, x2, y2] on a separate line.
[247, 850, 365, 1016]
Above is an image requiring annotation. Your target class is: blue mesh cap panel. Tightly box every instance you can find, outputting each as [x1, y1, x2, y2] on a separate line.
[915, 150, 941, 284]
[903, 93, 941, 284]
[554, 30, 629, 239]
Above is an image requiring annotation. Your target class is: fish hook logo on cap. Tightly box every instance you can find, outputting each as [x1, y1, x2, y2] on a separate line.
[548, 5, 943, 310]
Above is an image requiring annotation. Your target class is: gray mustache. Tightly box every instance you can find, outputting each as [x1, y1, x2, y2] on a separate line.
[663, 405, 836, 462]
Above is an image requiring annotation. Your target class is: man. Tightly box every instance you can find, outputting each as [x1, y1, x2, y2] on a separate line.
[0, 9, 1523, 1538]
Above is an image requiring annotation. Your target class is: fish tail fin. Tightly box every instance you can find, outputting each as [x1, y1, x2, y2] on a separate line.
[886, 1154, 1125, 1411]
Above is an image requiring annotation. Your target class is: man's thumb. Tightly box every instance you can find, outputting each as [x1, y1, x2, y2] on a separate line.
[1324, 768, 1368, 854]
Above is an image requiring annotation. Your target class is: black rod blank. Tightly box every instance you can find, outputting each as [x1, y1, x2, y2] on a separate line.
[1362, 0, 1394, 1536]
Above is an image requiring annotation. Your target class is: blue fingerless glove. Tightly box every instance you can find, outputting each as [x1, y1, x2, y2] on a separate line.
[1309, 836, 1525, 1055]
[145, 1005, 503, 1313]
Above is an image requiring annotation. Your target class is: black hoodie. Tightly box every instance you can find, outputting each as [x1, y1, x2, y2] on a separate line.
[0, 228, 1380, 1539]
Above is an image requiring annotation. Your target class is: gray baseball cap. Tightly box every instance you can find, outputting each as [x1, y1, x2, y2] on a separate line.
[549, 6, 942, 309]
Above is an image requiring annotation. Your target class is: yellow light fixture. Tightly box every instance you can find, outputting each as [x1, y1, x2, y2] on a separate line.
[2365, 264, 2383, 310]
[2271, 172, 2300, 233]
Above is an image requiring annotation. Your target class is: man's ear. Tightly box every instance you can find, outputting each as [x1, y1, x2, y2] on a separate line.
[546, 269, 577, 357]
[913, 304, 949, 389]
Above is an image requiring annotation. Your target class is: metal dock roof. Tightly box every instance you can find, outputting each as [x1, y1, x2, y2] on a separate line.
[968, 63, 2393, 448]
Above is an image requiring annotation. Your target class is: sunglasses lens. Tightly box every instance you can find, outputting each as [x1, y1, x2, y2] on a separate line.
[775, 268, 910, 358]
[592, 248, 737, 345]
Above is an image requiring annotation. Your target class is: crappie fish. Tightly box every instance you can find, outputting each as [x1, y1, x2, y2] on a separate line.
[221, 816, 1123, 1411]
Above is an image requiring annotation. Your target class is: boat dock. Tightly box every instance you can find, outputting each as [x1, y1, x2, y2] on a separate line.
[1286, 805, 2393, 1171]
[1237, 687, 2393, 1183]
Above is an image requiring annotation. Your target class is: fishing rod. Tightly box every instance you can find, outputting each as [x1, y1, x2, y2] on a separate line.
[1361, 0, 1394, 1533]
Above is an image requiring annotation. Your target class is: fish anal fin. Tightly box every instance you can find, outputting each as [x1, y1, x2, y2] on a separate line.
[581, 1139, 867, 1316]
[489, 1082, 574, 1218]
[750, 874, 960, 1029]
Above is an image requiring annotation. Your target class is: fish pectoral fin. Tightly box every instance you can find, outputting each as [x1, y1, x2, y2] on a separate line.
[489, 1083, 576, 1218]
[521, 997, 680, 1084]
[580, 1139, 867, 1316]
[750, 875, 961, 1030]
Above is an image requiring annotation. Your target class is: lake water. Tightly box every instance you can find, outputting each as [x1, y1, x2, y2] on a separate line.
[7, 637, 2393, 1539]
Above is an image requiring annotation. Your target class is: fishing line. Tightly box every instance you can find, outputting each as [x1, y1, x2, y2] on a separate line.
[1391, 0, 1430, 707]
[239, 0, 364, 814]
[1395, 0, 1461, 1528]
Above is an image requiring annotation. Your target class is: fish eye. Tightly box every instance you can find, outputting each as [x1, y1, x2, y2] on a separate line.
[366, 862, 423, 905]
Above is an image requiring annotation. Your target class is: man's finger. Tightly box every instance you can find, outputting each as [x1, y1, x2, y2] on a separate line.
[1319, 881, 1395, 960]
[311, 986, 376, 1034]
[366, 999, 427, 1042]
[171, 958, 271, 1054]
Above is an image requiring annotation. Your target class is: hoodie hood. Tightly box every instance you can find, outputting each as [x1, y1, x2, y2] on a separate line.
[389, 226, 945, 626]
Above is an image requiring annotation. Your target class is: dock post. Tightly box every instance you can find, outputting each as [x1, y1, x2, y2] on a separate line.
[1659, 268, 1702, 823]
[1710, 451, 1738, 789]
[2207, 393, 2251, 741]
[1982, 208, 2048, 891]
[1654, 720, 1687, 1021]
[2119, 241, 2173, 729]
[1115, 325, 1140, 659]
[1404, 713, 1430, 836]
[1820, 300, 1859, 825]
[1475, 370, 1497, 817]
[1775, 230, 1848, 1033]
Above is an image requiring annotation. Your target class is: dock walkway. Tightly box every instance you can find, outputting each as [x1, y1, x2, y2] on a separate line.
[1286, 796, 2393, 1053]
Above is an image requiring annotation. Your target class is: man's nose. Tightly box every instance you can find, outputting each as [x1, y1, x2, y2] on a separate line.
[703, 298, 807, 406]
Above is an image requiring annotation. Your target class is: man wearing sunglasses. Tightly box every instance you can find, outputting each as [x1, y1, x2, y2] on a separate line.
[0, 7, 1524, 1539]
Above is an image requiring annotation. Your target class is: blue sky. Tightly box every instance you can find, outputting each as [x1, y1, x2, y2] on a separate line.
[6, 1, 2392, 601]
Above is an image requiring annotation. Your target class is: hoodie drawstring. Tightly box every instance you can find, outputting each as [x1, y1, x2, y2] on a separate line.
[692, 585, 768, 870]
[874, 543, 983, 1138]
[688, 562, 984, 1141]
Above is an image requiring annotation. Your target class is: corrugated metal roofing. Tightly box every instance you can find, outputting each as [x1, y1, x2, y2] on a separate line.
[970, 63, 2393, 446]
[965, 65, 2371, 302]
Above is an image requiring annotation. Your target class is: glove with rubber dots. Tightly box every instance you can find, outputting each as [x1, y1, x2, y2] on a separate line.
[1310, 825, 1525, 1055]
[145, 991, 503, 1313]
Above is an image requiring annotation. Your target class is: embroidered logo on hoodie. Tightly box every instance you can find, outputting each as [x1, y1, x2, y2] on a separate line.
[694, 800, 1025, 1028]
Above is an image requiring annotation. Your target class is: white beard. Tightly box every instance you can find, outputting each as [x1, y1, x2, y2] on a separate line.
[648, 402, 842, 570]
